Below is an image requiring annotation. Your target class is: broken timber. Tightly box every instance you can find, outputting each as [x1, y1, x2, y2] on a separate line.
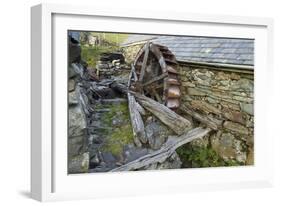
[179, 104, 222, 130]
[111, 127, 211, 172]
[127, 68, 147, 146]
[132, 92, 192, 135]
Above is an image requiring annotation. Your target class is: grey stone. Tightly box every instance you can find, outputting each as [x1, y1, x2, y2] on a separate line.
[123, 145, 149, 163]
[101, 152, 116, 164]
[69, 105, 86, 137]
[145, 119, 171, 150]
[223, 110, 246, 125]
[231, 78, 254, 91]
[240, 103, 254, 115]
[181, 82, 195, 87]
[68, 135, 86, 157]
[69, 42, 81, 63]
[223, 121, 249, 135]
[68, 79, 76, 92]
[210, 132, 247, 163]
[206, 97, 219, 104]
[68, 152, 89, 174]
[187, 88, 206, 96]
[232, 95, 253, 103]
[68, 65, 78, 79]
[69, 90, 79, 105]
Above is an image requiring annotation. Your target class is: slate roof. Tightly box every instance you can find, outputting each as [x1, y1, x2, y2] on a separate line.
[122, 35, 254, 67]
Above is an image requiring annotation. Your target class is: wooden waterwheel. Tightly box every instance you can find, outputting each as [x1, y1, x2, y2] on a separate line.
[131, 42, 181, 110]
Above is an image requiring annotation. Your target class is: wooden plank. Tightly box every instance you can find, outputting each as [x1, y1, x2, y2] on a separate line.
[110, 127, 211, 172]
[127, 67, 146, 146]
[132, 92, 192, 135]
[139, 42, 150, 82]
[180, 104, 222, 130]
[128, 93, 147, 145]
[131, 64, 138, 83]
[150, 44, 167, 72]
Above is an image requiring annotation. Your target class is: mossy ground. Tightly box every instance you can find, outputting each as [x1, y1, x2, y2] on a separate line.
[97, 102, 134, 157]
[176, 144, 240, 168]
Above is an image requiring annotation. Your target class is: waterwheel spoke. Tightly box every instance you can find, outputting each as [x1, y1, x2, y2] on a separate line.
[142, 72, 168, 87]
[139, 41, 150, 83]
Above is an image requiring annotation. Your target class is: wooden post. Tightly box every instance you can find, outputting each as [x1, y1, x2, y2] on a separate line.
[139, 41, 150, 83]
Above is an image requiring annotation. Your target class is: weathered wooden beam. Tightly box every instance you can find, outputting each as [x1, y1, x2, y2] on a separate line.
[180, 104, 222, 130]
[127, 68, 147, 146]
[128, 93, 147, 146]
[131, 64, 138, 84]
[150, 44, 167, 72]
[111, 127, 211, 172]
[132, 92, 192, 135]
[135, 102, 146, 115]
[139, 42, 150, 82]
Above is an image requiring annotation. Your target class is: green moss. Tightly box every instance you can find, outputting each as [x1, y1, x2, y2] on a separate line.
[103, 124, 133, 156]
[98, 102, 134, 156]
[176, 144, 241, 168]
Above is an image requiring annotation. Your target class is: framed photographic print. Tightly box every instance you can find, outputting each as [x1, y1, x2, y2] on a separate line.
[31, 3, 274, 201]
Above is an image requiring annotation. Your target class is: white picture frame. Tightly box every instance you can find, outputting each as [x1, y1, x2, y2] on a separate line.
[31, 3, 274, 202]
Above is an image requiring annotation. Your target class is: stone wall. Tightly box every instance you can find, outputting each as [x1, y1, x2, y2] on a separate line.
[122, 43, 143, 64]
[179, 64, 254, 165]
[68, 65, 89, 174]
[68, 33, 90, 174]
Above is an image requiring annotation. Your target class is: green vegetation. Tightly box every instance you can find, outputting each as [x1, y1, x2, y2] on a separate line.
[81, 45, 118, 69]
[90, 32, 128, 45]
[103, 124, 133, 156]
[80, 32, 128, 68]
[176, 144, 240, 168]
[99, 102, 134, 156]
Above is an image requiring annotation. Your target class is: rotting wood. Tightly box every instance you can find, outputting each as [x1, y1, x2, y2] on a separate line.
[131, 64, 139, 83]
[150, 44, 167, 71]
[139, 41, 150, 83]
[110, 127, 211, 172]
[135, 102, 146, 115]
[128, 93, 147, 145]
[127, 69, 147, 146]
[179, 104, 222, 130]
[132, 92, 192, 135]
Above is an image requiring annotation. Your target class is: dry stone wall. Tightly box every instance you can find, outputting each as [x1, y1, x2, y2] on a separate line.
[179, 65, 254, 165]
[68, 65, 89, 174]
